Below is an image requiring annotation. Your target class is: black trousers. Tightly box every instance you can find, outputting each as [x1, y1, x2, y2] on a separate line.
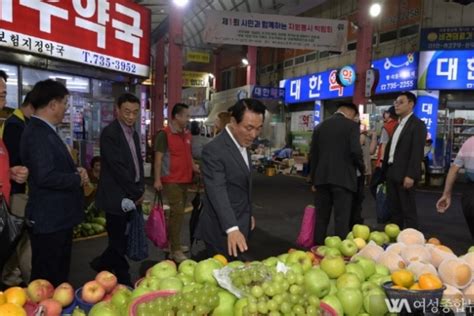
[95, 213, 131, 286]
[313, 184, 353, 245]
[386, 167, 418, 229]
[462, 185, 474, 241]
[350, 176, 365, 228]
[29, 228, 73, 287]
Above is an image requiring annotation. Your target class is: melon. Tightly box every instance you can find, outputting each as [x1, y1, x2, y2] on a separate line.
[400, 244, 431, 263]
[461, 252, 474, 271]
[407, 261, 438, 279]
[356, 241, 384, 261]
[439, 258, 473, 289]
[376, 251, 406, 272]
[428, 244, 457, 268]
[385, 242, 407, 255]
[396, 228, 425, 245]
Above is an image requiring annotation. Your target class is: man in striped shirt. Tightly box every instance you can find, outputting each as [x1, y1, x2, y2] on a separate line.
[437, 136, 474, 240]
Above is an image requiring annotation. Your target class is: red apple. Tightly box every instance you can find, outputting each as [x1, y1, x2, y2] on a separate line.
[102, 293, 113, 302]
[27, 279, 54, 303]
[52, 282, 74, 307]
[39, 298, 62, 316]
[82, 280, 106, 304]
[95, 271, 118, 293]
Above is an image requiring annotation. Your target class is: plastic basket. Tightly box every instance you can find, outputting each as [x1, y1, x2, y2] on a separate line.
[128, 290, 177, 316]
[320, 302, 338, 316]
[74, 287, 95, 313]
[383, 281, 446, 314]
[311, 246, 352, 262]
[24, 300, 77, 316]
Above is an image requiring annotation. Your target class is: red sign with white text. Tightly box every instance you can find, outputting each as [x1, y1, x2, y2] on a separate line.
[0, 0, 150, 77]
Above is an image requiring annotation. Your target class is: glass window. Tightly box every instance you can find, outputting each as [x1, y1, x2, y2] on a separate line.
[22, 68, 90, 94]
[0, 64, 19, 108]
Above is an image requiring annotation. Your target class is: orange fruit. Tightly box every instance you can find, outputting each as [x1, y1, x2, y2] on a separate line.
[0, 291, 6, 305]
[391, 285, 407, 290]
[419, 273, 443, 290]
[0, 302, 27, 316]
[4, 287, 27, 307]
[213, 254, 228, 266]
[410, 283, 421, 290]
[391, 269, 415, 288]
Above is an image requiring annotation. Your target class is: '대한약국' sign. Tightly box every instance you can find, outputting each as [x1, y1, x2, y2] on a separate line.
[204, 10, 347, 52]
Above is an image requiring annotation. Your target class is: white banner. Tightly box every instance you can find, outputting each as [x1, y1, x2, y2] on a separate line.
[291, 111, 314, 132]
[204, 11, 347, 52]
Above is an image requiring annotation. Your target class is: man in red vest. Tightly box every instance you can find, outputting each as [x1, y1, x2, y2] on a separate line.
[154, 103, 199, 263]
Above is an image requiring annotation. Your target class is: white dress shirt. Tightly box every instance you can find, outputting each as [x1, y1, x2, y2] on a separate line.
[224, 124, 249, 234]
[388, 112, 413, 164]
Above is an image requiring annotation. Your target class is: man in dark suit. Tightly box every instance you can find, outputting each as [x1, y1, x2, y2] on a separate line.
[382, 91, 427, 229]
[93, 93, 144, 286]
[196, 99, 266, 260]
[20, 80, 88, 286]
[310, 103, 365, 245]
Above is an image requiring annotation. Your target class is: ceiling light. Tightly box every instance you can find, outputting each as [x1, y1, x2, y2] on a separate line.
[173, 0, 189, 7]
[369, 3, 382, 17]
[242, 58, 249, 66]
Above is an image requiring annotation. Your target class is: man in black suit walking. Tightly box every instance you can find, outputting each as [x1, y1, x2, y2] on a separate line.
[195, 99, 266, 260]
[20, 80, 88, 286]
[310, 103, 365, 245]
[383, 91, 427, 229]
[93, 93, 145, 286]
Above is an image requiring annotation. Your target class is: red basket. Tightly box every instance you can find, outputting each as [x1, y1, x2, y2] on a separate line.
[311, 246, 352, 262]
[320, 302, 339, 316]
[128, 290, 177, 316]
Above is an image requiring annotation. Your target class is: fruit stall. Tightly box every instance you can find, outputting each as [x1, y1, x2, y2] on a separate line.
[1, 225, 473, 315]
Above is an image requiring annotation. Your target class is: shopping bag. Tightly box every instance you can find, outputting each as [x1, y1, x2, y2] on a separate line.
[376, 183, 391, 223]
[145, 192, 168, 249]
[0, 197, 25, 268]
[296, 205, 316, 248]
[126, 206, 148, 261]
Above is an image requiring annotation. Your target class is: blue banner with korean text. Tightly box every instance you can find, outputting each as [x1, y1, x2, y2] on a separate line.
[420, 27, 474, 51]
[414, 90, 439, 145]
[372, 53, 418, 94]
[418, 50, 474, 90]
[251, 86, 285, 99]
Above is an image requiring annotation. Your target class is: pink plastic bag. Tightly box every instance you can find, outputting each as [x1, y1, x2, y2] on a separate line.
[296, 205, 316, 248]
[145, 193, 168, 249]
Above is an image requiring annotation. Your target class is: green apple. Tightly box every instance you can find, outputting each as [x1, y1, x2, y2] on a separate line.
[138, 276, 160, 291]
[158, 277, 183, 291]
[381, 232, 390, 244]
[468, 246, 474, 253]
[194, 258, 222, 285]
[329, 279, 338, 295]
[336, 273, 361, 289]
[150, 260, 177, 279]
[177, 273, 194, 286]
[340, 239, 358, 257]
[353, 238, 366, 250]
[131, 286, 151, 300]
[233, 298, 248, 316]
[325, 236, 343, 248]
[346, 263, 366, 282]
[287, 250, 312, 272]
[320, 255, 346, 279]
[352, 256, 376, 279]
[352, 224, 370, 241]
[262, 257, 279, 268]
[316, 246, 329, 256]
[363, 288, 388, 315]
[374, 263, 390, 276]
[211, 290, 236, 316]
[182, 282, 203, 293]
[110, 288, 131, 310]
[88, 301, 120, 316]
[346, 232, 354, 240]
[178, 259, 197, 277]
[303, 268, 331, 298]
[322, 295, 344, 316]
[369, 232, 386, 246]
[361, 281, 379, 295]
[325, 247, 342, 257]
[277, 253, 289, 263]
[287, 262, 304, 275]
[227, 261, 245, 269]
[337, 288, 363, 316]
[368, 273, 385, 286]
[384, 223, 401, 240]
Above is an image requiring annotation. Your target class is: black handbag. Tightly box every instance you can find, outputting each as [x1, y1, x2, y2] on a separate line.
[189, 180, 203, 245]
[126, 206, 148, 262]
[0, 197, 25, 269]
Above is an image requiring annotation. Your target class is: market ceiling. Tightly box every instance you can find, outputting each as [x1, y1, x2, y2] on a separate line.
[135, 0, 329, 49]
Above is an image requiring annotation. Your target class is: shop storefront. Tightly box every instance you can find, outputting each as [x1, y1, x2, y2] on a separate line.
[0, 1, 151, 166]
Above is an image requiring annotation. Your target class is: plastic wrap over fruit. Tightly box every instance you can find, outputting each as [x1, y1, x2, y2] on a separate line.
[439, 258, 473, 289]
[401, 244, 432, 263]
[213, 262, 286, 298]
[427, 244, 457, 268]
[377, 251, 406, 272]
[407, 261, 438, 278]
[385, 242, 407, 255]
[461, 252, 474, 272]
[356, 241, 384, 261]
[442, 284, 465, 311]
[397, 228, 425, 245]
